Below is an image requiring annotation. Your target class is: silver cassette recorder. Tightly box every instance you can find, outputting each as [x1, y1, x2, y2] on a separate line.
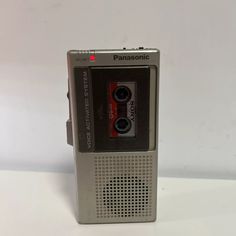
[66, 48, 160, 223]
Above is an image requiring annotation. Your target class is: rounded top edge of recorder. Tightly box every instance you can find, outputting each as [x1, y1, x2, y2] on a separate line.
[67, 48, 159, 56]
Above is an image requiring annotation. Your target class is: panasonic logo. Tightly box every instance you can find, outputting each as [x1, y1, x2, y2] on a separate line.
[113, 54, 150, 61]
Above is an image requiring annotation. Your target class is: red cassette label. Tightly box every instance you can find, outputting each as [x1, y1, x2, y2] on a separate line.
[108, 82, 136, 137]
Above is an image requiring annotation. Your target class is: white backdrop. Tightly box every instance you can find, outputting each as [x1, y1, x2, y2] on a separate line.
[0, 0, 236, 178]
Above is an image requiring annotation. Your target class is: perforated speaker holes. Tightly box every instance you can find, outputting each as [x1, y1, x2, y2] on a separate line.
[95, 155, 153, 218]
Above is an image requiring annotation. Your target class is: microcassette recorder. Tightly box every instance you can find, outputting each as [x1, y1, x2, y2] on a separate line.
[66, 48, 160, 223]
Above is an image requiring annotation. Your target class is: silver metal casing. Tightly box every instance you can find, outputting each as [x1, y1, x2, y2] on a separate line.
[67, 48, 160, 223]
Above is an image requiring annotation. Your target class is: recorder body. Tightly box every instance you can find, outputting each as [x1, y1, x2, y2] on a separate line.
[67, 48, 160, 223]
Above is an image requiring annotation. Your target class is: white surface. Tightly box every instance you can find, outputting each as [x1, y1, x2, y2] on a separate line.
[0, 170, 236, 236]
[1, 0, 236, 178]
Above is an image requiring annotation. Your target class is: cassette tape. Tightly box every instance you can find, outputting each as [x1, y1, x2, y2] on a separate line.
[74, 66, 151, 152]
[108, 82, 136, 138]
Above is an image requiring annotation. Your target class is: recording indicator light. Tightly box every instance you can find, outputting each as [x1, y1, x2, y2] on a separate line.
[89, 55, 96, 61]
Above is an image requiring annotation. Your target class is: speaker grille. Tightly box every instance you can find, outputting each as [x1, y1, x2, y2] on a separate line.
[95, 155, 153, 219]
